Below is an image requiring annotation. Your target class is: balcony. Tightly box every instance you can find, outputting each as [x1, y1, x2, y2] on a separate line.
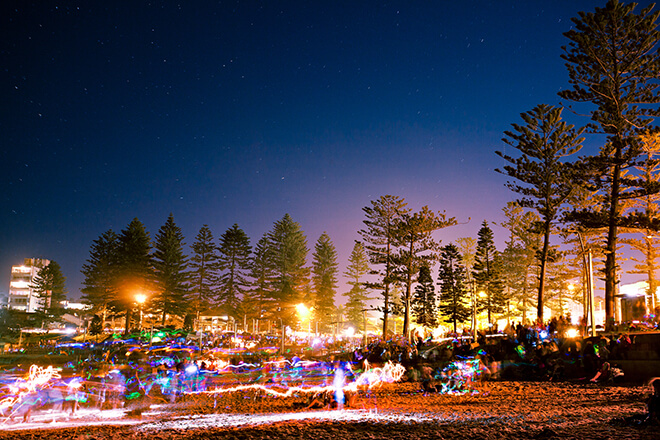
[10, 280, 30, 289]
[12, 266, 32, 274]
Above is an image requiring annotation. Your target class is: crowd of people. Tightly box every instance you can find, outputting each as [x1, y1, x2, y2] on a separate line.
[344, 317, 638, 387]
[2, 317, 660, 424]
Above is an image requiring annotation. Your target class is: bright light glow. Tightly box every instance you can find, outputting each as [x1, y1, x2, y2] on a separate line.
[344, 327, 355, 337]
[437, 358, 485, 395]
[135, 293, 147, 304]
[565, 328, 579, 338]
[624, 291, 645, 297]
[296, 303, 310, 319]
[201, 361, 405, 399]
[139, 410, 436, 431]
[478, 291, 487, 298]
[0, 360, 410, 428]
[1, 365, 61, 416]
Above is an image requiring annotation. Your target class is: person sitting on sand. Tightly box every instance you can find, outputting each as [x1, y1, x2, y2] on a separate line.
[590, 362, 624, 385]
[646, 378, 660, 424]
[590, 361, 611, 384]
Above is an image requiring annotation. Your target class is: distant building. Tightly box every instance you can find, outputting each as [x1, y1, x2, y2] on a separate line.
[618, 280, 658, 321]
[61, 301, 92, 329]
[7, 258, 50, 313]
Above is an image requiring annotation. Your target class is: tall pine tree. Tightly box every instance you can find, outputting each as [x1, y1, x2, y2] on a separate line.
[393, 206, 455, 337]
[473, 221, 505, 328]
[81, 229, 119, 322]
[343, 242, 371, 332]
[189, 225, 219, 320]
[499, 202, 542, 324]
[115, 218, 153, 334]
[560, 0, 660, 328]
[455, 237, 476, 278]
[247, 234, 277, 323]
[359, 195, 409, 336]
[152, 214, 189, 326]
[311, 232, 338, 332]
[412, 264, 437, 330]
[268, 214, 310, 325]
[623, 132, 660, 315]
[437, 244, 470, 333]
[496, 104, 584, 323]
[218, 223, 252, 318]
[31, 261, 67, 326]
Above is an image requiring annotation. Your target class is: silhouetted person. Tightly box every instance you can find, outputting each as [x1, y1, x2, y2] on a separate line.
[647, 379, 660, 424]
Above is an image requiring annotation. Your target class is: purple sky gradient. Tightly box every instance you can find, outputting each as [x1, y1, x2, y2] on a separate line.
[1, 1, 653, 302]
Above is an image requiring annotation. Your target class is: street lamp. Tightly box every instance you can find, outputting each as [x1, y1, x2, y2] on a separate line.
[296, 303, 312, 336]
[564, 283, 575, 318]
[296, 303, 310, 318]
[477, 290, 487, 335]
[135, 293, 146, 331]
[276, 303, 311, 354]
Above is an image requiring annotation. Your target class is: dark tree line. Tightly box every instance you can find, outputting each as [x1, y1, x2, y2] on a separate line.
[81, 213, 341, 334]
[357, 194, 511, 338]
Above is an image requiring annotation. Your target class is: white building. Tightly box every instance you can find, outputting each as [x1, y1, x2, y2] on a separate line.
[7, 258, 50, 313]
[618, 280, 658, 321]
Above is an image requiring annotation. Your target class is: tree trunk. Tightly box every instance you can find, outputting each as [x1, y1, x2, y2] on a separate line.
[124, 309, 131, 335]
[382, 239, 392, 338]
[537, 219, 551, 324]
[382, 284, 389, 337]
[647, 236, 657, 315]
[487, 293, 492, 328]
[605, 160, 622, 331]
[522, 265, 529, 325]
[403, 240, 414, 339]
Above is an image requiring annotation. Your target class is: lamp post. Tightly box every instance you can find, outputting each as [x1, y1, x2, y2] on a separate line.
[646, 235, 658, 315]
[476, 290, 487, 337]
[295, 303, 312, 338]
[574, 231, 596, 337]
[276, 303, 311, 354]
[135, 293, 146, 332]
[565, 283, 575, 319]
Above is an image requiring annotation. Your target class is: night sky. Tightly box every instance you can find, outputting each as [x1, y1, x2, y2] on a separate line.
[1, 1, 652, 301]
